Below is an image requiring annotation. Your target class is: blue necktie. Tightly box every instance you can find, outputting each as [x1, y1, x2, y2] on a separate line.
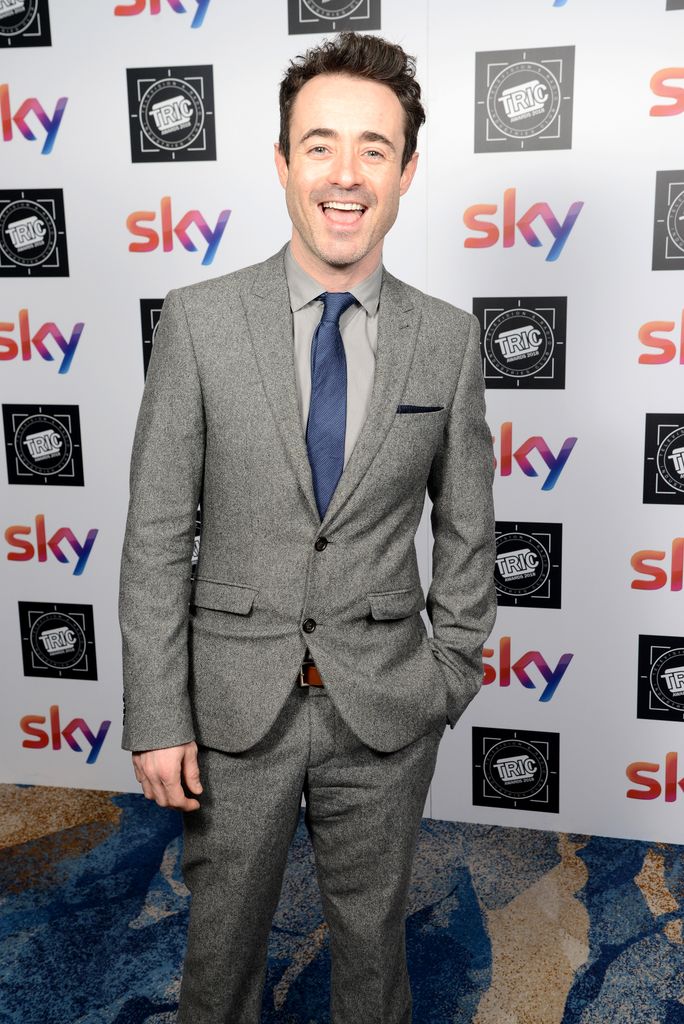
[306, 291, 357, 519]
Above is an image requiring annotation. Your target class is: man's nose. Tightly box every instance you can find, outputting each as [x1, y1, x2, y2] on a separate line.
[328, 147, 363, 189]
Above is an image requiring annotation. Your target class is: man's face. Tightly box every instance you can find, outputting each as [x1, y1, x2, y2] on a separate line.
[275, 73, 418, 280]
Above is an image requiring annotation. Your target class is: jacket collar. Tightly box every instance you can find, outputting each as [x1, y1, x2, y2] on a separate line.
[242, 246, 422, 530]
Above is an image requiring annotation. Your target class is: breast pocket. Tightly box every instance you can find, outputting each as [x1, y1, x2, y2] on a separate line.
[396, 404, 445, 414]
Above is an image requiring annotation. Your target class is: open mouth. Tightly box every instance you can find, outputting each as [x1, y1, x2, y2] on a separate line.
[319, 200, 367, 226]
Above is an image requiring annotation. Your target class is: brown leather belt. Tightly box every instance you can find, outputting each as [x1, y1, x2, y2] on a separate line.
[298, 648, 324, 687]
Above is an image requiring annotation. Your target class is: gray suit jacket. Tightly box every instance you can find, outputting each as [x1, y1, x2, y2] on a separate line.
[119, 246, 496, 755]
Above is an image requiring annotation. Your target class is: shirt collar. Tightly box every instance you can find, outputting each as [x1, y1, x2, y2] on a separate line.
[284, 242, 383, 317]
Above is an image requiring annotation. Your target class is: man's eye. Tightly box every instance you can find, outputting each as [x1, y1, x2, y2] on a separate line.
[309, 146, 328, 154]
[365, 150, 384, 159]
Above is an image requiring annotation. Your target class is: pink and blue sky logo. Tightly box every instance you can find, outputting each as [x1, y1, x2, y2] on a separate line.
[493, 421, 577, 490]
[5, 515, 98, 576]
[127, 196, 230, 266]
[0, 310, 84, 374]
[483, 636, 574, 701]
[114, 0, 211, 28]
[21, 706, 111, 765]
[1, 85, 67, 156]
[464, 188, 584, 262]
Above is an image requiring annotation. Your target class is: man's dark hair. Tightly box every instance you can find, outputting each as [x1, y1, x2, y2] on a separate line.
[279, 32, 426, 172]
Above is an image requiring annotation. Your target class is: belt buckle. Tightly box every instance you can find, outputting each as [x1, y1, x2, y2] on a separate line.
[299, 651, 315, 687]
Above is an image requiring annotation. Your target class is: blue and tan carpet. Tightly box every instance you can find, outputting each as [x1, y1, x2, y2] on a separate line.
[0, 784, 683, 1023]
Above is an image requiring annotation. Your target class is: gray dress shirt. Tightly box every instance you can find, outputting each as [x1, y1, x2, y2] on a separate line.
[284, 243, 383, 468]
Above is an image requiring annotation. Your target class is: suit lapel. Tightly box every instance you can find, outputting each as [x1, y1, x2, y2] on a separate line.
[241, 247, 320, 521]
[241, 249, 423, 529]
[320, 271, 422, 530]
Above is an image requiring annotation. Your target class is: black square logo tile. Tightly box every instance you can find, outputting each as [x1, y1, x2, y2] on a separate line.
[473, 727, 560, 813]
[474, 46, 574, 152]
[3, 404, 83, 485]
[495, 521, 562, 608]
[19, 601, 97, 680]
[474, 297, 566, 388]
[127, 65, 216, 163]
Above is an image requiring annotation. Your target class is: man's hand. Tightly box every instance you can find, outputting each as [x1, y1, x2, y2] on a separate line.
[132, 741, 203, 812]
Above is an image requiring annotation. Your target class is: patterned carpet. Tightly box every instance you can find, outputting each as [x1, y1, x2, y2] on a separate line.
[0, 784, 683, 1023]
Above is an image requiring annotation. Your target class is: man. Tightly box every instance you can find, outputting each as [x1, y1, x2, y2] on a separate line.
[119, 31, 496, 1024]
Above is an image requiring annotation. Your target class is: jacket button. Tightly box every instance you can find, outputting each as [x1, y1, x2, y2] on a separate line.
[314, 536, 328, 551]
[302, 618, 316, 633]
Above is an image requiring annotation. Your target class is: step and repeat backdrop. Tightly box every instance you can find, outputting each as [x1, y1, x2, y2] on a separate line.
[1, 0, 682, 844]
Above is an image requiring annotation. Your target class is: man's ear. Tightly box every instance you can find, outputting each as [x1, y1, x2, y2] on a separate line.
[399, 151, 419, 197]
[274, 143, 289, 189]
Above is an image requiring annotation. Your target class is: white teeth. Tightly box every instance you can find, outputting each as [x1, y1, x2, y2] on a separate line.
[322, 202, 365, 211]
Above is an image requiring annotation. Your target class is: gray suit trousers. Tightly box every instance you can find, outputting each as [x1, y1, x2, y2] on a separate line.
[177, 679, 445, 1024]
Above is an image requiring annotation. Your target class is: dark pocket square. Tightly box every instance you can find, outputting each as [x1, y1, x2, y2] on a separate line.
[396, 403, 445, 413]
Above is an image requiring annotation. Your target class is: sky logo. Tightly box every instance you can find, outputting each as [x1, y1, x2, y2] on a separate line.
[464, 188, 584, 262]
[493, 421, 577, 490]
[483, 636, 573, 702]
[21, 705, 110, 765]
[638, 315, 684, 364]
[127, 196, 230, 266]
[627, 752, 684, 802]
[114, 0, 211, 28]
[5, 515, 98, 576]
[631, 538, 683, 591]
[0, 310, 84, 373]
[0, 84, 68, 156]
[650, 68, 684, 117]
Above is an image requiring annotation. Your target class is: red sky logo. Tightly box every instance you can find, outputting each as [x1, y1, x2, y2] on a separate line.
[114, 0, 211, 28]
[21, 705, 111, 765]
[127, 196, 230, 266]
[0, 84, 67, 156]
[626, 752, 684, 801]
[5, 515, 98, 576]
[631, 538, 683, 591]
[650, 69, 684, 117]
[493, 421, 577, 490]
[638, 316, 684, 364]
[0, 310, 84, 374]
[483, 636, 573, 702]
[463, 188, 584, 262]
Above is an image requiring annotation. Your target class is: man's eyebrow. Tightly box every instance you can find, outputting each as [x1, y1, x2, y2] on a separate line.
[298, 128, 396, 152]
[299, 128, 338, 145]
[360, 130, 396, 152]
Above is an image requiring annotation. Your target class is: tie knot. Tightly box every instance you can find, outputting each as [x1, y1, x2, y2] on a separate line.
[319, 291, 357, 325]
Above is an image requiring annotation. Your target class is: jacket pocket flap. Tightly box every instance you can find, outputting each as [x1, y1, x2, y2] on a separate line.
[368, 585, 425, 620]
[192, 579, 257, 615]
